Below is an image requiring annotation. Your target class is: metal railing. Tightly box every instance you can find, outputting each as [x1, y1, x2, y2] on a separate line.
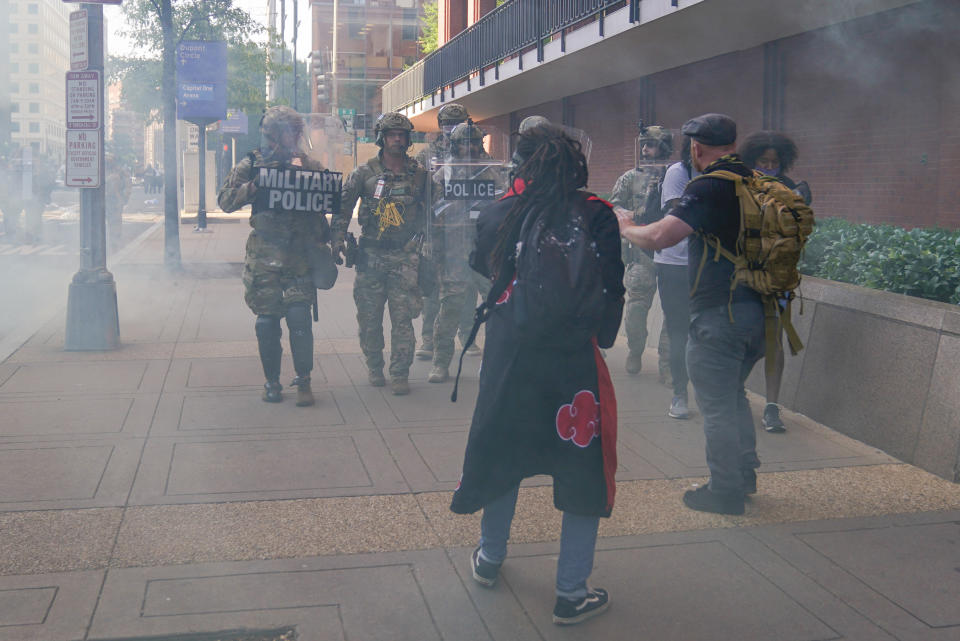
[381, 59, 425, 113]
[420, 0, 637, 105]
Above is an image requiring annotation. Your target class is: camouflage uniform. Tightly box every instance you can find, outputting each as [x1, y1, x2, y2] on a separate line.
[610, 165, 670, 375]
[218, 109, 329, 407]
[414, 103, 469, 357]
[429, 151, 503, 376]
[332, 153, 429, 383]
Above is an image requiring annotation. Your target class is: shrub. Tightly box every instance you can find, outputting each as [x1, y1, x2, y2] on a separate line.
[799, 218, 960, 305]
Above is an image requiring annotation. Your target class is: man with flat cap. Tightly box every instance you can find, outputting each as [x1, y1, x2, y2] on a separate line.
[615, 113, 763, 516]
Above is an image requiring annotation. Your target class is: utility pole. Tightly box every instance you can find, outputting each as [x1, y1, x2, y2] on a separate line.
[280, 0, 286, 102]
[331, 0, 339, 112]
[293, 0, 298, 110]
[65, 3, 119, 350]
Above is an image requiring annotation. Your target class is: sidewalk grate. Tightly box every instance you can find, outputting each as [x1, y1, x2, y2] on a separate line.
[89, 627, 296, 641]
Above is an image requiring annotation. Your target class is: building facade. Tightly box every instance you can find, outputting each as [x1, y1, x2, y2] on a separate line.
[7, 0, 69, 161]
[309, 0, 423, 132]
[385, 0, 959, 229]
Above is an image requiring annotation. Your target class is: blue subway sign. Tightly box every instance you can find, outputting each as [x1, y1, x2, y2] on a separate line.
[176, 40, 227, 121]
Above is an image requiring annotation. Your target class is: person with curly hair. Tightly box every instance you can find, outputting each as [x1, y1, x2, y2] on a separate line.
[738, 130, 813, 433]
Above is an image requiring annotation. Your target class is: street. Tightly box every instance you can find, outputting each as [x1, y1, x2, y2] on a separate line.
[0, 185, 160, 356]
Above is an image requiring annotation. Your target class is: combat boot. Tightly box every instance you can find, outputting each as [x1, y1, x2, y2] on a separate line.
[291, 376, 314, 407]
[415, 340, 434, 361]
[625, 351, 643, 375]
[262, 380, 283, 403]
[391, 377, 410, 396]
[428, 365, 449, 383]
[368, 368, 386, 387]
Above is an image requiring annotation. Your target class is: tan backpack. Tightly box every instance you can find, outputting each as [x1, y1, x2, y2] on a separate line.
[691, 170, 815, 375]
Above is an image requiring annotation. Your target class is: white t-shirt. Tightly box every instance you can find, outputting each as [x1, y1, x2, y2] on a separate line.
[654, 161, 698, 266]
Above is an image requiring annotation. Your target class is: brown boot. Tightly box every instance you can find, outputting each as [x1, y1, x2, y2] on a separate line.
[368, 368, 386, 387]
[391, 377, 410, 396]
[291, 376, 314, 407]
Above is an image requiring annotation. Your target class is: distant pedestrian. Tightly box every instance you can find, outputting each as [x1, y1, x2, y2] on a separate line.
[739, 130, 813, 433]
[452, 124, 625, 626]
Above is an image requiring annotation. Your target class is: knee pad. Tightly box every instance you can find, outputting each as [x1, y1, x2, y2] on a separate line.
[255, 315, 282, 341]
[285, 305, 312, 335]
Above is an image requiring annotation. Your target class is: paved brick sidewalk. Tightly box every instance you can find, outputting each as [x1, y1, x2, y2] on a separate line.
[1, 218, 958, 640]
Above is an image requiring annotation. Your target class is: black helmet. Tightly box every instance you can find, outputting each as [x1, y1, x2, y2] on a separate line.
[374, 112, 414, 148]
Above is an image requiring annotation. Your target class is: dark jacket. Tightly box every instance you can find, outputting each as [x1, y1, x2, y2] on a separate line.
[450, 187, 625, 517]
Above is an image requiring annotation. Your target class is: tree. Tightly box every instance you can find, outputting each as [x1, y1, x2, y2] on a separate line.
[120, 0, 259, 269]
[419, 1, 439, 55]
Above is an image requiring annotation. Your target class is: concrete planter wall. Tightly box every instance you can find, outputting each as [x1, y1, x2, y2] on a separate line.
[744, 277, 960, 482]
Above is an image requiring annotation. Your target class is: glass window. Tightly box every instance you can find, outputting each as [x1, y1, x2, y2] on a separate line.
[11, 122, 20, 133]
[9, 2, 17, 12]
[28, 63, 39, 74]
[29, 83, 39, 94]
[11, 103, 20, 113]
[11, 82, 20, 93]
[29, 122, 40, 133]
[28, 43, 38, 54]
[10, 43, 18, 53]
[9, 23, 18, 33]
[10, 63, 19, 73]
[28, 23, 39, 34]
[29, 103, 39, 113]
[27, 3, 38, 13]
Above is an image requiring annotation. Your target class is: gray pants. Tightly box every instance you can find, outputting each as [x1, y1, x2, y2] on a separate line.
[686, 301, 764, 494]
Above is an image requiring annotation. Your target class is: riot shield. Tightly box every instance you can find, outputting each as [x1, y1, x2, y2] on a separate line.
[426, 122, 510, 286]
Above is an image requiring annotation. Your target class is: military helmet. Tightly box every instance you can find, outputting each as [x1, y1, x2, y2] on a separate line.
[437, 103, 469, 126]
[449, 122, 485, 144]
[375, 111, 414, 147]
[261, 105, 304, 142]
[639, 124, 673, 156]
[518, 115, 550, 134]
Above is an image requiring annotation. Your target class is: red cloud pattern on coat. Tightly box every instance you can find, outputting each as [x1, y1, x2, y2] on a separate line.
[556, 390, 600, 448]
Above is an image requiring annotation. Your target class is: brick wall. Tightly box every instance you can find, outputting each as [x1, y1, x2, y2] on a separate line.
[495, 0, 958, 228]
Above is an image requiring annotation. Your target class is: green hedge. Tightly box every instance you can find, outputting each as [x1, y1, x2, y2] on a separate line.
[799, 218, 960, 305]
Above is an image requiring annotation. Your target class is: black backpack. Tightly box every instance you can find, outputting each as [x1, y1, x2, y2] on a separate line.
[452, 192, 605, 401]
[511, 195, 605, 347]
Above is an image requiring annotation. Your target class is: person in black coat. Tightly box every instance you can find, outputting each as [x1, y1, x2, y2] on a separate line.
[451, 124, 625, 626]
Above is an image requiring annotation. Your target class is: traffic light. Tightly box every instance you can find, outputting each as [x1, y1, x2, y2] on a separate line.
[316, 74, 328, 103]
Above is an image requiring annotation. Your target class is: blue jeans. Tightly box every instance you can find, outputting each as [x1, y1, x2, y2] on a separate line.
[478, 486, 599, 599]
[686, 302, 765, 494]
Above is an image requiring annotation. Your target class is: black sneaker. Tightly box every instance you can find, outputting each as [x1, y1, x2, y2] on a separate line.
[742, 469, 757, 496]
[470, 546, 500, 588]
[763, 403, 786, 433]
[682, 484, 745, 515]
[553, 587, 610, 625]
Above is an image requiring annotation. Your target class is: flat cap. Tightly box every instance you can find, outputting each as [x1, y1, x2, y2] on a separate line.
[681, 113, 737, 146]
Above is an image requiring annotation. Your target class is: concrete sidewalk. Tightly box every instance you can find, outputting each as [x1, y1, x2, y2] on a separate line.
[1, 218, 959, 641]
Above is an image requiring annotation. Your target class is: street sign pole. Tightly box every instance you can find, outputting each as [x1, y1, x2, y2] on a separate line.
[65, 2, 119, 351]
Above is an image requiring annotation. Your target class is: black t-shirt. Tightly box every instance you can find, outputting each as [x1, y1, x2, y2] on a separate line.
[667, 155, 762, 314]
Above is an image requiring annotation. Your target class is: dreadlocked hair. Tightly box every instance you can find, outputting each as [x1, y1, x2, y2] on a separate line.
[490, 124, 589, 277]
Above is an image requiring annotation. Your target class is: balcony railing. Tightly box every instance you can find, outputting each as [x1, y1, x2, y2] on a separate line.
[383, 0, 642, 111]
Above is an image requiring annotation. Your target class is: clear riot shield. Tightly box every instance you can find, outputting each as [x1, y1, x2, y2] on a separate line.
[426, 122, 510, 285]
[302, 112, 352, 173]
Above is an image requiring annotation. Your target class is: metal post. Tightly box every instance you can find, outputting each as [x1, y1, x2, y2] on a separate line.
[196, 122, 207, 230]
[65, 2, 119, 351]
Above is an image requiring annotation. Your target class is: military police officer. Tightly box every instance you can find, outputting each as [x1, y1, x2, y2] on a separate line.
[415, 102, 470, 361]
[218, 106, 328, 407]
[610, 124, 673, 376]
[332, 112, 430, 396]
[427, 122, 502, 383]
